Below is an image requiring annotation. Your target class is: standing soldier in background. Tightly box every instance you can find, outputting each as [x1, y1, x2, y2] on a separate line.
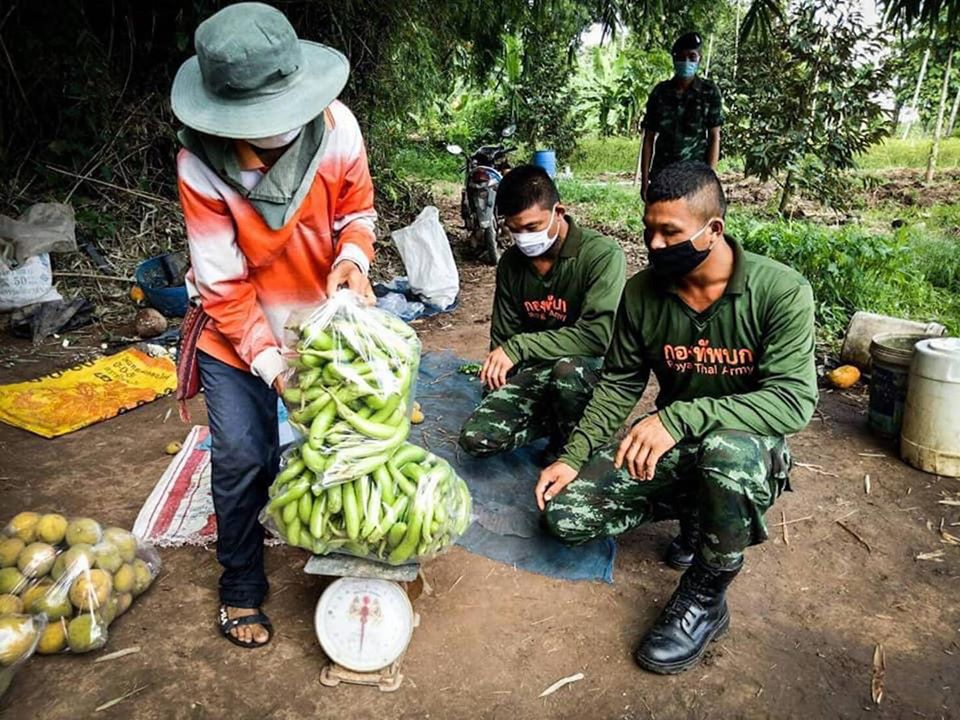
[638, 32, 724, 199]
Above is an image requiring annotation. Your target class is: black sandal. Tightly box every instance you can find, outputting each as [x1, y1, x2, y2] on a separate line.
[218, 605, 273, 648]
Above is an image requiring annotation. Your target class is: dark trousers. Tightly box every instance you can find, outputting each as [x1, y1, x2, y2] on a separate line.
[198, 351, 279, 608]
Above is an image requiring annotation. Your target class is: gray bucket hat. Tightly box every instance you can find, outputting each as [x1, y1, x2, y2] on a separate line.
[171, 2, 349, 138]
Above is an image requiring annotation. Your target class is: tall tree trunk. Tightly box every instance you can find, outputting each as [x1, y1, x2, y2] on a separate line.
[902, 47, 931, 140]
[733, 0, 741, 82]
[947, 83, 960, 138]
[779, 170, 795, 216]
[891, 74, 905, 134]
[926, 48, 954, 183]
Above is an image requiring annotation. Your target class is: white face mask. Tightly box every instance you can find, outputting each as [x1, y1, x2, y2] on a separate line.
[247, 126, 304, 149]
[510, 204, 560, 257]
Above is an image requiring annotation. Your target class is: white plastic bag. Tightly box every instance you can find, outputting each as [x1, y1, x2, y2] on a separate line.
[390, 206, 459, 310]
[0, 254, 62, 311]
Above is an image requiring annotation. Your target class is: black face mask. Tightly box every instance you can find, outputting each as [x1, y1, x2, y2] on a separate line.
[647, 223, 713, 280]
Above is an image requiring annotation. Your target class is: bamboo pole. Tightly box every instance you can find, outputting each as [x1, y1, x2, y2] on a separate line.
[901, 47, 930, 139]
[925, 48, 954, 183]
[947, 84, 960, 138]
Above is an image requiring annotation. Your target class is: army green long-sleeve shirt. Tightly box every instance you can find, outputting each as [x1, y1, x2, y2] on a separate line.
[490, 216, 627, 363]
[560, 237, 818, 470]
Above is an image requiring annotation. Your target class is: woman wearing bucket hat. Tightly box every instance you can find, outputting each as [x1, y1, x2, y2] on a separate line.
[170, 2, 378, 648]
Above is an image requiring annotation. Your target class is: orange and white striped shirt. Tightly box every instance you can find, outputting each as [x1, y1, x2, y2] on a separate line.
[177, 100, 376, 386]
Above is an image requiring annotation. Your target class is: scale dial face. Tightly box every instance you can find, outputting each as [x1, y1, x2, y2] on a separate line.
[315, 577, 414, 672]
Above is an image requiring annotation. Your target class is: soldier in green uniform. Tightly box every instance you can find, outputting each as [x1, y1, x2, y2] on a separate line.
[537, 162, 817, 674]
[639, 32, 724, 200]
[459, 165, 627, 461]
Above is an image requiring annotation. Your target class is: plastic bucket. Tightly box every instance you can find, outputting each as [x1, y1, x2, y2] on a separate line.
[532, 150, 557, 178]
[840, 311, 946, 370]
[867, 333, 932, 438]
[135, 252, 189, 317]
[900, 337, 960, 477]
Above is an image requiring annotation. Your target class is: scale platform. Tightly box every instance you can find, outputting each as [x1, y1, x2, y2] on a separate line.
[304, 554, 419, 582]
[305, 555, 421, 692]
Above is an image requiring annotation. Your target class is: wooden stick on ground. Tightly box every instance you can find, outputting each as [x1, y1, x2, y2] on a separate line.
[837, 520, 872, 553]
[781, 510, 789, 545]
[43, 164, 174, 204]
[94, 646, 141, 663]
[53, 271, 133, 282]
[772, 514, 814, 527]
[95, 684, 148, 713]
[794, 462, 840, 478]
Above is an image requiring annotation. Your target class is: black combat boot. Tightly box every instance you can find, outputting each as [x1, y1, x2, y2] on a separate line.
[663, 515, 699, 570]
[634, 557, 742, 674]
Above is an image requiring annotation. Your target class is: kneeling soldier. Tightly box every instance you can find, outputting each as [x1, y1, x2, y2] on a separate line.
[537, 161, 817, 674]
[459, 165, 626, 463]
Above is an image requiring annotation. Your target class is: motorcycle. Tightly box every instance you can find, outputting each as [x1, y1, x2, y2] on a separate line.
[446, 125, 516, 265]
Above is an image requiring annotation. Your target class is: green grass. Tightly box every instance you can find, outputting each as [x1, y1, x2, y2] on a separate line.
[861, 201, 960, 237]
[393, 144, 462, 184]
[557, 177, 646, 235]
[566, 136, 960, 177]
[857, 137, 960, 170]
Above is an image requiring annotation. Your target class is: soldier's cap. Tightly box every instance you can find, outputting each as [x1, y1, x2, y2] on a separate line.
[672, 32, 702, 55]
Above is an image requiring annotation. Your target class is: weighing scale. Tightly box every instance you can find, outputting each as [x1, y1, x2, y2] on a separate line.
[305, 554, 421, 692]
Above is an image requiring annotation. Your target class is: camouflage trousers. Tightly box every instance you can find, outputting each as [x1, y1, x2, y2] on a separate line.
[545, 431, 793, 570]
[459, 357, 602, 457]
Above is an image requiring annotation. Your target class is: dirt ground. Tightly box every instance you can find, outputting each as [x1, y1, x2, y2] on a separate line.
[2, 205, 960, 720]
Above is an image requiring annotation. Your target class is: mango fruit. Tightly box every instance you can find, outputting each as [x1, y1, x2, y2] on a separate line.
[36, 618, 68, 655]
[0, 568, 26, 595]
[92, 542, 123, 573]
[0, 614, 39, 666]
[6, 512, 40, 543]
[116, 592, 133, 617]
[0, 538, 24, 568]
[36, 513, 68, 545]
[132, 559, 153, 596]
[113, 564, 136, 594]
[19, 582, 53, 611]
[17, 542, 57, 578]
[51, 544, 94, 581]
[27, 586, 72, 620]
[102, 528, 138, 563]
[65, 518, 102, 547]
[69, 569, 112, 611]
[0, 595, 23, 614]
[67, 614, 107, 653]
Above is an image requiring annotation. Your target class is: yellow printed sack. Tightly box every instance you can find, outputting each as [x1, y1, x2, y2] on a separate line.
[0, 348, 176, 438]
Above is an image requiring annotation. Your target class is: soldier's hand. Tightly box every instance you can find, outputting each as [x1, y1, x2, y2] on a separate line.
[480, 347, 514, 390]
[536, 461, 579, 511]
[615, 413, 676, 481]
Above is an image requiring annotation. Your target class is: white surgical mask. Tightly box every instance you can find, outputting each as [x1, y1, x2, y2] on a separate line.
[247, 126, 304, 149]
[510, 204, 560, 257]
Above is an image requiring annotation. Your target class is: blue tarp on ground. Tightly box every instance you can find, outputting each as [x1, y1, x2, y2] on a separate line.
[412, 351, 616, 583]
